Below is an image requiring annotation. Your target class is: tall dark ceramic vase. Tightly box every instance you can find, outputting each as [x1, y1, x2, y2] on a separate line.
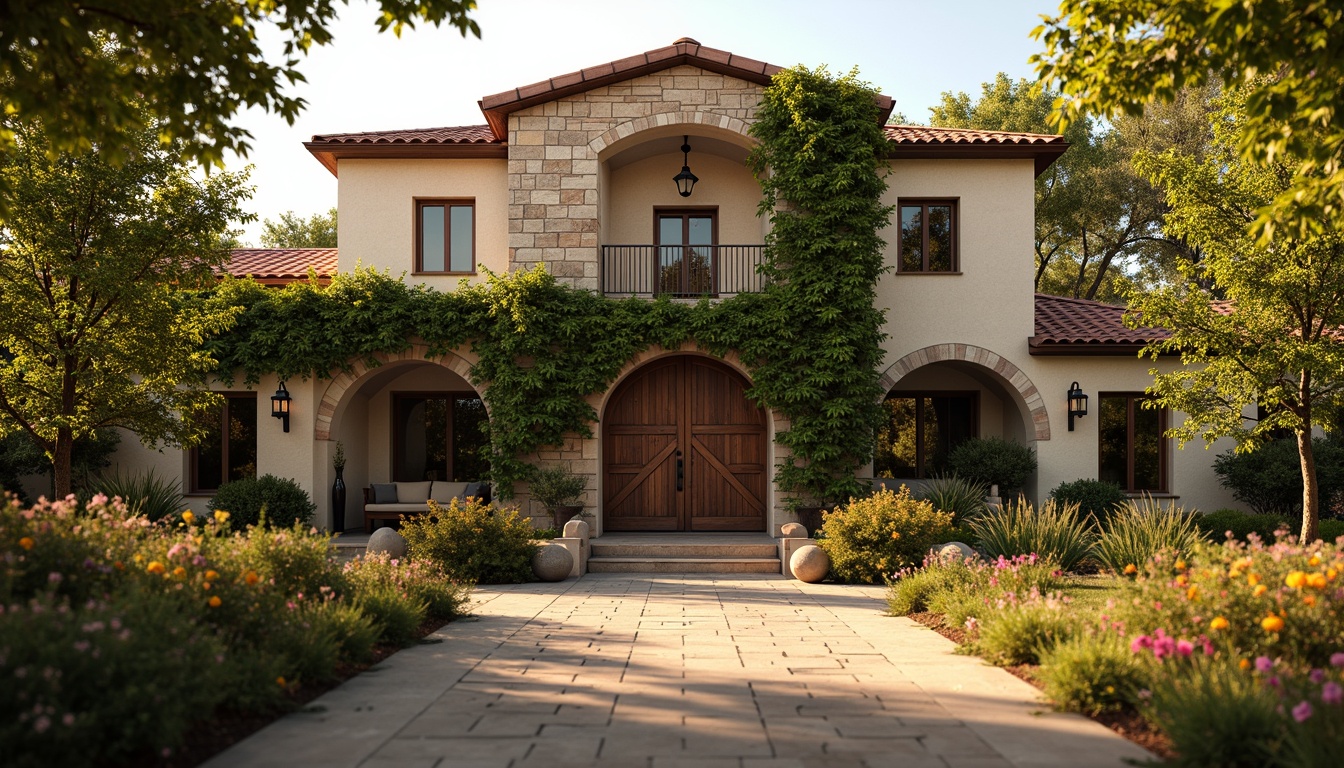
[331, 468, 347, 532]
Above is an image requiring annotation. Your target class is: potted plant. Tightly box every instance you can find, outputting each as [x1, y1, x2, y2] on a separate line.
[528, 465, 587, 529]
[331, 441, 347, 532]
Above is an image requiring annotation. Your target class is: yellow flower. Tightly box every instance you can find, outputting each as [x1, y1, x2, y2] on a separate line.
[1210, 616, 1229, 631]
[244, 570, 260, 586]
[146, 561, 166, 575]
[172, 566, 187, 579]
[214, 510, 230, 524]
[1175, 559, 1188, 571]
[890, 531, 901, 540]
[1123, 564, 1138, 575]
[208, 596, 222, 608]
[18, 536, 34, 550]
[1186, 585, 1200, 601]
[1329, 568, 1339, 581]
[1176, 574, 1189, 586]
[205, 570, 219, 581]
[181, 511, 195, 525]
[1248, 573, 1261, 586]
[1309, 555, 1321, 567]
[1286, 571, 1308, 589]
[1253, 584, 1268, 597]
[1308, 573, 1328, 589]
[1261, 615, 1285, 633]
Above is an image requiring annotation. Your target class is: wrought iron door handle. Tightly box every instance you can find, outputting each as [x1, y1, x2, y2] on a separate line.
[676, 450, 684, 491]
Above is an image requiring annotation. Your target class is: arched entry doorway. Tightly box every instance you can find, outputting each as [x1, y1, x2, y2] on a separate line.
[603, 356, 766, 531]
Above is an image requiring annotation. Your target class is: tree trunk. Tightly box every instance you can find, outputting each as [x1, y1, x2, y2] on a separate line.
[52, 426, 74, 499]
[1298, 428, 1320, 542]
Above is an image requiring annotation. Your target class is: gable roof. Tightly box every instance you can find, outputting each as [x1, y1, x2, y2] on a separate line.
[885, 125, 1068, 176]
[227, 248, 338, 286]
[304, 125, 505, 175]
[1031, 293, 1169, 355]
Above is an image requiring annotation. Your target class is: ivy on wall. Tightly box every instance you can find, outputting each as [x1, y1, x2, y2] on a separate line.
[205, 65, 892, 503]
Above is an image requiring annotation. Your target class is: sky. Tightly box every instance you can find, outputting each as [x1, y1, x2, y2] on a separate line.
[228, 0, 1061, 244]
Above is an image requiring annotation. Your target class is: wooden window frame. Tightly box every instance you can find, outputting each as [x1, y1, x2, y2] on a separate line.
[188, 393, 257, 495]
[391, 391, 486, 483]
[895, 198, 960, 274]
[413, 198, 476, 275]
[1099, 392, 1169, 494]
[653, 207, 719, 296]
[878, 390, 979, 479]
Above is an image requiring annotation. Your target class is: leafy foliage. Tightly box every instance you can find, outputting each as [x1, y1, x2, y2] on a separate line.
[816, 487, 955, 584]
[0, 429, 120, 502]
[969, 498, 1096, 572]
[526, 465, 586, 510]
[973, 596, 1075, 666]
[260, 207, 338, 248]
[1048, 478, 1126, 524]
[0, 1, 480, 216]
[400, 497, 537, 584]
[0, 118, 250, 496]
[208, 474, 316, 530]
[946, 437, 1037, 494]
[1214, 437, 1344, 518]
[1038, 633, 1149, 716]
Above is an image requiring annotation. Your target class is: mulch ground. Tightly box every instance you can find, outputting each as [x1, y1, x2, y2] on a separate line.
[112, 616, 450, 768]
[906, 611, 1173, 759]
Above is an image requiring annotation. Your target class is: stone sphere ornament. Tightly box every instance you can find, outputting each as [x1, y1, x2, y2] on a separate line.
[937, 541, 977, 561]
[365, 527, 408, 559]
[790, 544, 830, 583]
[532, 542, 574, 582]
[779, 522, 807, 538]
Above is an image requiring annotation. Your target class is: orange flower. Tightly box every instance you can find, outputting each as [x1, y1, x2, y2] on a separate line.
[1210, 616, 1229, 631]
[1176, 574, 1189, 586]
[203, 582, 212, 591]
[1248, 573, 1261, 586]
[1304, 595, 1317, 607]
[1239, 658, 1252, 670]
[146, 561, 166, 575]
[1123, 564, 1138, 575]
[276, 676, 286, 687]
[205, 570, 219, 581]
[244, 570, 260, 586]
[1186, 585, 1200, 601]
[890, 531, 901, 540]
[1175, 559, 1188, 571]
[208, 596, 222, 608]
[1286, 571, 1308, 589]
[18, 536, 34, 551]
[1308, 573, 1328, 589]
[1308, 555, 1321, 567]
[1261, 615, 1285, 633]
[1329, 568, 1339, 581]
[172, 566, 187, 579]
[1253, 584, 1268, 597]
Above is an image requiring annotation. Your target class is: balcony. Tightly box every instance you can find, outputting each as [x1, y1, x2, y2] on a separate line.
[600, 244, 766, 298]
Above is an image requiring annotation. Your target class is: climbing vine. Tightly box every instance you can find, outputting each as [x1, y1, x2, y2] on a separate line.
[204, 65, 892, 503]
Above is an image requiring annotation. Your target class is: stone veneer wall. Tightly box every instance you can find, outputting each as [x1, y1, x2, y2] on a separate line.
[507, 65, 764, 290]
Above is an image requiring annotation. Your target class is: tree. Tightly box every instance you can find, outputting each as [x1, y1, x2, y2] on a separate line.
[0, 1, 480, 215]
[260, 207, 338, 248]
[1128, 88, 1344, 542]
[1033, 1, 1344, 244]
[0, 119, 251, 497]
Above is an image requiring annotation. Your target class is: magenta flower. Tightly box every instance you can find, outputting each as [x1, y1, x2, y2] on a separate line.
[1293, 700, 1313, 723]
[1130, 635, 1153, 653]
[1331, 652, 1344, 668]
[1176, 640, 1195, 658]
[1310, 669, 1326, 684]
[1255, 656, 1275, 673]
[1323, 682, 1343, 706]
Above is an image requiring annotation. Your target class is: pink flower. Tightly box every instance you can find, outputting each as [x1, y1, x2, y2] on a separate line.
[1255, 656, 1275, 673]
[33, 716, 50, 734]
[1176, 640, 1195, 658]
[1130, 635, 1152, 653]
[1321, 682, 1343, 706]
[1293, 700, 1313, 722]
[1331, 653, 1344, 668]
[1310, 669, 1326, 684]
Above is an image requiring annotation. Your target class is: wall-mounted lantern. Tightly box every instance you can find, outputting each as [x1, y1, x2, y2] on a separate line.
[672, 135, 699, 197]
[1067, 381, 1088, 432]
[271, 381, 292, 433]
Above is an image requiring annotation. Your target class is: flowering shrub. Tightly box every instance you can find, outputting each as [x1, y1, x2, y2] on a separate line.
[818, 487, 955, 584]
[888, 552, 1063, 624]
[973, 588, 1075, 666]
[401, 497, 537, 584]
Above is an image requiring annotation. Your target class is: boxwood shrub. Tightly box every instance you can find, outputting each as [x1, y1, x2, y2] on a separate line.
[208, 474, 316, 529]
[947, 437, 1037, 495]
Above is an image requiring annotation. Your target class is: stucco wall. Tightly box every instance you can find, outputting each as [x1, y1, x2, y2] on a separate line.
[337, 158, 509, 290]
[606, 152, 762, 245]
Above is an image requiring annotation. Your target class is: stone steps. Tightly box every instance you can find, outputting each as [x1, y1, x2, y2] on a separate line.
[587, 534, 781, 574]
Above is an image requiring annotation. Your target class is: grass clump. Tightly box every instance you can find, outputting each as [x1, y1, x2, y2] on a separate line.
[915, 474, 988, 526]
[972, 595, 1075, 666]
[818, 487, 955, 584]
[93, 468, 184, 521]
[1093, 496, 1205, 574]
[1038, 633, 1148, 715]
[969, 498, 1096, 572]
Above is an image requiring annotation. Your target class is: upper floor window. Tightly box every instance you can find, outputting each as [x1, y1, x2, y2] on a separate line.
[1099, 393, 1167, 493]
[656, 208, 716, 296]
[897, 199, 957, 273]
[416, 199, 474, 274]
[190, 393, 257, 494]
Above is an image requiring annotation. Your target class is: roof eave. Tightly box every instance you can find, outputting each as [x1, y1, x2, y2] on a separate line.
[1027, 340, 1163, 356]
[888, 141, 1069, 177]
[303, 141, 509, 177]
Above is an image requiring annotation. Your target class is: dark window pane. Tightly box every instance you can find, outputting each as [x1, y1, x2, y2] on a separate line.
[449, 205, 473, 272]
[876, 397, 918, 478]
[195, 417, 224, 492]
[1098, 397, 1129, 488]
[1133, 402, 1162, 491]
[927, 205, 952, 271]
[928, 395, 973, 474]
[657, 217, 683, 294]
[395, 397, 449, 482]
[226, 396, 257, 483]
[900, 206, 923, 271]
[920, 398, 939, 477]
[452, 397, 489, 481]
[420, 205, 445, 272]
[877, 394, 974, 479]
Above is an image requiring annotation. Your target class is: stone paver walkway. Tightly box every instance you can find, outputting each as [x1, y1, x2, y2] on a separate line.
[203, 575, 1152, 768]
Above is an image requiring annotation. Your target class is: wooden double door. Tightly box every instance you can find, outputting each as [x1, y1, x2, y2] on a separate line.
[603, 357, 767, 531]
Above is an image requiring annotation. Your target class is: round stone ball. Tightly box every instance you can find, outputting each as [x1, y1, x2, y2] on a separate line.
[779, 522, 808, 538]
[365, 527, 408, 559]
[938, 541, 977, 561]
[790, 544, 830, 583]
[562, 518, 591, 540]
[532, 543, 574, 582]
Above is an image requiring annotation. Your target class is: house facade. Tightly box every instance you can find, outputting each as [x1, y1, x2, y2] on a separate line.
[109, 39, 1241, 533]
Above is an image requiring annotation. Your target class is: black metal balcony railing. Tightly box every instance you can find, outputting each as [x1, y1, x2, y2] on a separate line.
[601, 245, 766, 298]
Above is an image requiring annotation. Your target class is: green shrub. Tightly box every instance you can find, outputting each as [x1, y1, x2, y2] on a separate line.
[888, 565, 968, 616]
[1320, 518, 1344, 542]
[307, 600, 379, 665]
[401, 497, 537, 584]
[342, 553, 470, 645]
[946, 437, 1037, 494]
[973, 597, 1075, 666]
[1048, 479, 1126, 525]
[1038, 633, 1148, 715]
[1093, 496, 1206, 574]
[969, 498, 1096, 572]
[209, 474, 316, 529]
[1213, 436, 1344, 518]
[1143, 658, 1281, 768]
[1196, 509, 1292, 542]
[817, 487, 955, 584]
[93, 469, 184, 522]
[915, 475, 988, 526]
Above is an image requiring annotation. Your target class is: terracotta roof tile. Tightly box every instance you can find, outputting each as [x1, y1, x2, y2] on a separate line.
[307, 125, 500, 146]
[1032, 293, 1169, 348]
[885, 125, 1066, 146]
[227, 248, 338, 281]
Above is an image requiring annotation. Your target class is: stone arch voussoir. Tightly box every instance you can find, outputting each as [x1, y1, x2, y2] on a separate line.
[313, 344, 480, 441]
[589, 111, 754, 157]
[879, 344, 1050, 441]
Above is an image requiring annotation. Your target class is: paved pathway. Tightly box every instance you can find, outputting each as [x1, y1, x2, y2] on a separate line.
[203, 575, 1152, 768]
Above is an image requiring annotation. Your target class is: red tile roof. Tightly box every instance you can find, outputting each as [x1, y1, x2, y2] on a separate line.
[1031, 293, 1169, 354]
[227, 248, 337, 284]
[884, 125, 1066, 146]
[886, 125, 1068, 176]
[308, 125, 500, 146]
